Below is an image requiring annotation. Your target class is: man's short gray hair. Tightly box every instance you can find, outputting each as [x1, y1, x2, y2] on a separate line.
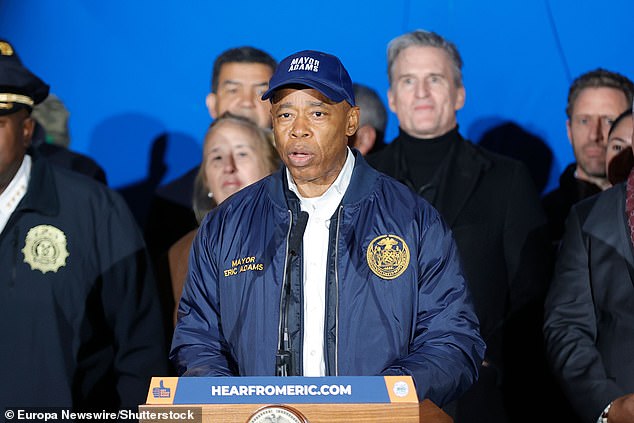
[387, 30, 463, 88]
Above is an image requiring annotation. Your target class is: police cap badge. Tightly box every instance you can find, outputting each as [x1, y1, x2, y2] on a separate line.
[0, 39, 50, 116]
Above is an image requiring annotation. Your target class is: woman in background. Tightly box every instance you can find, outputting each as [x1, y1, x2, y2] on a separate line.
[168, 113, 280, 324]
[606, 108, 633, 186]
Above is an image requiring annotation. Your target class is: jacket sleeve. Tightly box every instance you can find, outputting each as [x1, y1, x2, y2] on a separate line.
[543, 205, 623, 423]
[382, 211, 485, 407]
[169, 219, 239, 376]
[99, 193, 170, 408]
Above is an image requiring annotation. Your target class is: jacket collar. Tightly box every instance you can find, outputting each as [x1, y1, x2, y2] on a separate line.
[341, 149, 381, 205]
[15, 152, 60, 217]
[583, 184, 634, 270]
[268, 149, 380, 210]
[389, 129, 491, 226]
[435, 137, 491, 226]
[558, 162, 602, 202]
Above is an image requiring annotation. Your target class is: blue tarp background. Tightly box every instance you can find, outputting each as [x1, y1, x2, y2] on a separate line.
[2, 0, 633, 195]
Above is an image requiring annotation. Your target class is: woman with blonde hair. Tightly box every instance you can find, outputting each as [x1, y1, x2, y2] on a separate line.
[168, 113, 280, 324]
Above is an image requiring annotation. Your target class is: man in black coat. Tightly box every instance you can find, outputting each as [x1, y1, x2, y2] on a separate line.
[367, 30, 553, 423]
[542, 69, 633, 246]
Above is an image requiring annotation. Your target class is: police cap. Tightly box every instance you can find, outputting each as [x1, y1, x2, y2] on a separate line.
[0, 40, 50, 116]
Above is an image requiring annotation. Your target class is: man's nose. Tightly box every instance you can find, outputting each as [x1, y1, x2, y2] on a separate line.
[597, 118, 610, 145]
[415, 80, 430, 98]
[587, 117, 604, 144]
[290, 115, 311, 139]
[239, 90, 256, 108]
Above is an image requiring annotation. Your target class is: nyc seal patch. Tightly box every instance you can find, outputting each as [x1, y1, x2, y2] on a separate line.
[366, 234, 410, 280]
[22, 225, 69, 273]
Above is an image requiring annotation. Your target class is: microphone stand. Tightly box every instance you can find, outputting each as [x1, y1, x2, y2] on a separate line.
[276, 211, 309, 377]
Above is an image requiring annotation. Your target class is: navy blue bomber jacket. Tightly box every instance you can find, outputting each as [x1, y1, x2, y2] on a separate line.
[170, 151, 485, 406]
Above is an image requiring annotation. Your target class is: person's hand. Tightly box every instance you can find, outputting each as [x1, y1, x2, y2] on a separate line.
[607, 393, 634, 423]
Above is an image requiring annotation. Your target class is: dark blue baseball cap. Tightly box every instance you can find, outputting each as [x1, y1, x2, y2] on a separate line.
[262, 50, 355, 106]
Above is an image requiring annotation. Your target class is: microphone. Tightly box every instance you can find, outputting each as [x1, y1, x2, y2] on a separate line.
[276, 211, 309, 376]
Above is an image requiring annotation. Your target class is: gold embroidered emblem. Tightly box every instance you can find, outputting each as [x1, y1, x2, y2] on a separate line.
[22, 225, 69, 273]
[366, 234, 410, 280]
[0, 41, 13, 56]
[223, 255, 265, 277]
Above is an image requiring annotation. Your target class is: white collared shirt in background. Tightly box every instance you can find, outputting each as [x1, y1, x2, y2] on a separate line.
[286, 148, 355, 376]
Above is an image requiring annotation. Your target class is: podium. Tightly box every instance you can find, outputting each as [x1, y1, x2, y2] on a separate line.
[139, 376, 452, 422]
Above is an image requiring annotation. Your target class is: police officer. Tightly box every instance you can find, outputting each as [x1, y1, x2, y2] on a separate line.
[0, 39, 168, 409]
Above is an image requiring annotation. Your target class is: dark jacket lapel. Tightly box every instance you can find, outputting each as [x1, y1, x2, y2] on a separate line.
[435, 137, 491, 227]
[584, 184, 634, 282]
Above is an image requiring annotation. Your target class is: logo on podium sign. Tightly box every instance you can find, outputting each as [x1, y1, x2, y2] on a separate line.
[392, 381, 409, 397]
[152, 380, 171, 398]
[247, 405, 307, 423]
[146, 377, 178, 405]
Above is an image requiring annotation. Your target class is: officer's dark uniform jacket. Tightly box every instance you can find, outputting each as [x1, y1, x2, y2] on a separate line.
[0, 154, 168, 409]
[171, 151, 485, 407]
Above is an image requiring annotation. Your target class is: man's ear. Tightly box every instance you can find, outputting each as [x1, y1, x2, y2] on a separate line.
[354, 125, 376, 156]
[22, 116, 35, 149]
[566, 119, 572, 145]
[387, 87, 397, 114]
[206, 93, 218, 119]
[455, 86, 466, 111]
[345, 106, 360, 137]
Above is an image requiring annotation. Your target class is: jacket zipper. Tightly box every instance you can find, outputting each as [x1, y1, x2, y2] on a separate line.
[277, 210, 294, 366]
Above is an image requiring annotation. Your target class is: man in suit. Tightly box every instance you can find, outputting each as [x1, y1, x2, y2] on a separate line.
[367, 29, 553, 423]
[544, 109, 634, 423]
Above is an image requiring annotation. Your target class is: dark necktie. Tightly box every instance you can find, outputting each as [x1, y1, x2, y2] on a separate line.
[626, 167, 634, 249]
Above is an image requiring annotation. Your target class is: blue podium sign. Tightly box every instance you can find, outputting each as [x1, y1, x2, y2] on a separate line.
[146, 376, 418, 405]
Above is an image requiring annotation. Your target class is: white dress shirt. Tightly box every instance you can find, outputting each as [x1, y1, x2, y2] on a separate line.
[0, 155, 31, 235]
[286, 148, 355, 376]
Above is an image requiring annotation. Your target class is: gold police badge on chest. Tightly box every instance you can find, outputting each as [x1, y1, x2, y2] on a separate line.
[22, 225, 70, 273]
[366, 234, 410, 280]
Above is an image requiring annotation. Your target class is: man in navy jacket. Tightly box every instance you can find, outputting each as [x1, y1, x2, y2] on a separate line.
[171, 49, 485, 406]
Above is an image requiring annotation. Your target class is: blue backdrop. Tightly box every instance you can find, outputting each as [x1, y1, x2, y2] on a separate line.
[2, 0, 633, 195]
